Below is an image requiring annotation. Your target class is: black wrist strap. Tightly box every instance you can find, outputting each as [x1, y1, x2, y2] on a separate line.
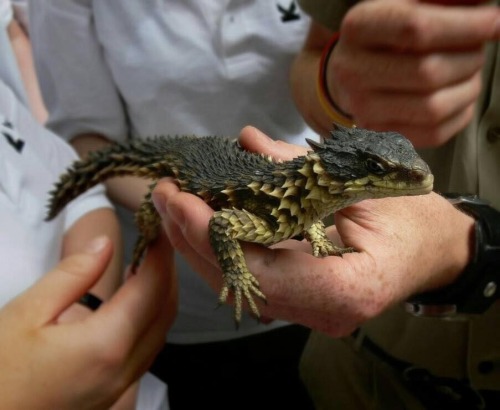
[406, 195, 500, 316]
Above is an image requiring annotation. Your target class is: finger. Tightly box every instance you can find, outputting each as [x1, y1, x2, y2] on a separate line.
[343, 1, 500, 51]
[153, 179, 227, 290]
[423, 0, 490, 5]
[335, 48, 484, 92]
[239, 126, 308, 160]
[93, 233, 176, 351]
[123, 275, 176, 381]
[154, 179, 218, 267]
[353, 71, 481, 128]
[7, 236, 113, 327]
[361, 102, 476, 148]
[117, 234, 178, 382]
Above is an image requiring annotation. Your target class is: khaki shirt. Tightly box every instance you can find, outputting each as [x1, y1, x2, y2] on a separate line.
[300, 0, 500, 390]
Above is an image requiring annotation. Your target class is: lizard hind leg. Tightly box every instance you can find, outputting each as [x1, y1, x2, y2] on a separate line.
[131, 192, 161, 272]
[208, 209, 273, 324]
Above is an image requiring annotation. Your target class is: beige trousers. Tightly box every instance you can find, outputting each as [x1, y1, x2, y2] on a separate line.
[300, 331, 426, 410]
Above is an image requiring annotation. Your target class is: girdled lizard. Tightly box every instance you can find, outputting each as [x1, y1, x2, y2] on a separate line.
[46, 126, 434, 323]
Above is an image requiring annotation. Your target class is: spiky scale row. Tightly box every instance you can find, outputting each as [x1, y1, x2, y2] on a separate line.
[47, 127, 434, 324]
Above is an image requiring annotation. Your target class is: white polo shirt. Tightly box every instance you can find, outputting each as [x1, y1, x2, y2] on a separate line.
[30, 0, 316, 343]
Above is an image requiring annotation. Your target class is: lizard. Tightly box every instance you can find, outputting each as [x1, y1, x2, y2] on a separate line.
[46, 126, 434, 324]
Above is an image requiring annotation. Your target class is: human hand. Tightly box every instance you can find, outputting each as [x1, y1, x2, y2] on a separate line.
[328, 0, 500, 147]
[152, 126, 474, 337]
[0, 234, 177, 410]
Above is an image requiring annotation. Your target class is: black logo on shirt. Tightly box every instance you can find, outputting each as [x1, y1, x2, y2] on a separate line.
[277, 1, 301, 22]
[1, 119, 25, 153]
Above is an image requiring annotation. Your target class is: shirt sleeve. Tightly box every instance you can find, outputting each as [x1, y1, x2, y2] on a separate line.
[29, 0, 128, 143]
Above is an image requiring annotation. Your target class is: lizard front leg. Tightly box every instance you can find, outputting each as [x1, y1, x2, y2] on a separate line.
[209, 208, 274, 324]
[304, 220, 355, 257]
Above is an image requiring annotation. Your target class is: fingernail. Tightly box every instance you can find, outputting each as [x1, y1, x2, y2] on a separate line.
[152, 192, 166, 216]
[84, 235, 109, 254]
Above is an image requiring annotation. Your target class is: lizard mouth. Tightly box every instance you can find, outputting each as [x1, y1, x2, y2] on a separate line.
[343, 173, 434, 196]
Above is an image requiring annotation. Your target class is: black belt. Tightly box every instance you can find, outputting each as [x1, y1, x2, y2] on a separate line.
[352, 329, 500, 410]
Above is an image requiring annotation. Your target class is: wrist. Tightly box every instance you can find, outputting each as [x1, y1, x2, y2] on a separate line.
[429, 201, 475, 291]
[406, 195, 500, 317]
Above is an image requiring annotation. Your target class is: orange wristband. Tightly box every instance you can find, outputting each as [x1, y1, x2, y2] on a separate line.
[317, 32, 355, 128]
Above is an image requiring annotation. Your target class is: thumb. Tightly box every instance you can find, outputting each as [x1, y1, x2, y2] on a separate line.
[239, 126, 308, 160]
[9, 236, 113, 327]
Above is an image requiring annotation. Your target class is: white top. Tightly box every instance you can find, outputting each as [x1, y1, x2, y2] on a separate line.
[30, 0, 316, 343]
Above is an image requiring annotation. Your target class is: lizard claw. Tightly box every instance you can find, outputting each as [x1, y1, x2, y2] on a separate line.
[218, 270, 267, 325]
[313, 240, 356, 257]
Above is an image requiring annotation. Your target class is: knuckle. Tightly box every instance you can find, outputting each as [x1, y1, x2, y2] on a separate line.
[422, 95, 448, 125]
[416, 58, 443, 89]
[341, 8, 362, 39]
[91, 338, 129, 371]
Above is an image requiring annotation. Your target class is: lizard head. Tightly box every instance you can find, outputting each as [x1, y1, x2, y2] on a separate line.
[306, 126, 434, 199]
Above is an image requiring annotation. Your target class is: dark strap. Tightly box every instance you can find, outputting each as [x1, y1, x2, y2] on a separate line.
[352, 328, 411, 373]
[351, 329, 490, 409]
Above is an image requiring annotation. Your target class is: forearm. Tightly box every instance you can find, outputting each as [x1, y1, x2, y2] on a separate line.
[72, 133, 150, 211]
[7, 19, 48, 123]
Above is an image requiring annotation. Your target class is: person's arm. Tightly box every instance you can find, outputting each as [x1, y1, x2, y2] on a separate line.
[7, 18, 48, 123]
[292, 0, 500, 147]
[152, 126, 475, 337]
[0, 234, 177, 410]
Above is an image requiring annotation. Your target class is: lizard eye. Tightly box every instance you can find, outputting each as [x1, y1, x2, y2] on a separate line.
[366, 158, 386, 175]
